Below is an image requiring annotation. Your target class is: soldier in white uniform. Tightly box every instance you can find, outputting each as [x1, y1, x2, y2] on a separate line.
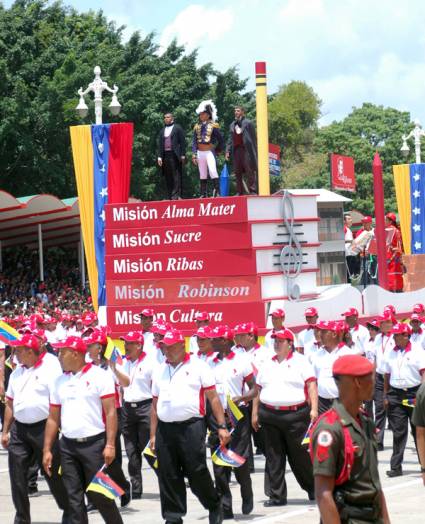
[383, 323, 425, 477]
[1, 334, 69, 524]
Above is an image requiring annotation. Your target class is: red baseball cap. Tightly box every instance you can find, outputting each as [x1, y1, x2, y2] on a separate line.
[336, 321, 350, 333]
[52, 336, 87, 354]
[151, 321, 170, 335]
[383, 305, 396, 315]
[82, 312, 97, 326]
[377, 310, 394, 323]
[211, 325, 234, 341]
[162, 329, 185, 345]
[269, 308, 285, 318]
[413, 303, 425, 314]
[140, 308, 154, 317]
[391, 323, 412, 335]
[341, 308, 358, 317]
[271, 329, 294, 342]
[195, 311, 209, 322]
[305, 307, 318, 317]
[28, 328, 47, 343]
[386, 212, 397, 223]
[196, 326, 212, 339]
[362, 216, 373, 224]
[120, 331, 144, 343]
[366, 319, 379, 328]
[410, 313, 423, 322]
[233, 323, 251, 335]
[315, 320, 338, 332]
[84, 329, 107, 345]
[9, 334, 41, 352]
[333, 355, 374, 376]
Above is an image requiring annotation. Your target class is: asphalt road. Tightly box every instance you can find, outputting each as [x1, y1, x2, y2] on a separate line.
[0, 430, 423, 523]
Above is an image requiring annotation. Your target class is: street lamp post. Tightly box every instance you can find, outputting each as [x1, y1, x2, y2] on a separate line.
[76, 66, 121, 124]
[401, 119, 425, 164]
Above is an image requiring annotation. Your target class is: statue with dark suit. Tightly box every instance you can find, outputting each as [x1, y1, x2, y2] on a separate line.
[157, 113, 187, 200]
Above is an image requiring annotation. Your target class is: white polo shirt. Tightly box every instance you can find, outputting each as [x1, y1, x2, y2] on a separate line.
[6, 352, 62, 424]
[209, 351, 253, 409]
[256, 351, 316, 407]
[297, 327, 315, 349]
[304, 340, 322, 364]
[364, 338, 377, 364]
[122, 352, 154, 403]
[312, 344, 357, 399]
[152, 354, 215, 423]
[374, 333, 395, 375]
[50, 363, 115, 439]
[410, 330, 425, 350]
[349, 324, 369, 354]
[383, 342, 425, 389]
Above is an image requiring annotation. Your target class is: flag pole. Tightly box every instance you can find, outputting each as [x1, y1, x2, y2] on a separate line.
[372, 152, 389, 290]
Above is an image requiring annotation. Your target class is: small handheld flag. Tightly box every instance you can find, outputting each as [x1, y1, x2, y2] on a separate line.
[226, 394, 244, 428]
[301, 423, 313, 446]
[86, 466, 124, 500]
[0, 321, 19, 345]
[212, 446, 246, 468]
[143, 443, 158, 469]
[110, 346, 123, 366]
[402, 398, 416, 408]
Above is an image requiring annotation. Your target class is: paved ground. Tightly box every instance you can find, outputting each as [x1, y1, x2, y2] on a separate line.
[0, 430, 423, 523]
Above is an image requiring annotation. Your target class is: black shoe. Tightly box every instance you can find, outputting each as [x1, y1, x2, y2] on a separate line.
[121, 484, 132, 507]
[132, 491, 142, 500]
[377, 443, 384, 451]
[308, 491, 315, 501]
[209, 504, 223, 524]
[223, 508, 234, 520]
[28, 486, 39, 498]
[86, 502, 96, 513]
[242, 496, 254, 515]
[264, 498, 287, 507]
[386, 469, 402, 478]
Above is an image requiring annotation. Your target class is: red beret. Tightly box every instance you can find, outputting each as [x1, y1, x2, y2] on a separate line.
[332, 355, 374, 377]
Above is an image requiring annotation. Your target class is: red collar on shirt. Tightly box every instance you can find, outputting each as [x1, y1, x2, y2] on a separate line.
[33, 351, 47, 369]
[213, 351, 236, 363]
[166, 353, 190, 365]
[272, 350, 294, 362]
[351, 324, 359, 332]
[337, 342, 345, 349]
[395, 342, 412, 353]
[81, 363, 92, 375]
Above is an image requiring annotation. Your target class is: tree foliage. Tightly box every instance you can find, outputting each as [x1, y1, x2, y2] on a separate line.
[0, 0, 251, 199]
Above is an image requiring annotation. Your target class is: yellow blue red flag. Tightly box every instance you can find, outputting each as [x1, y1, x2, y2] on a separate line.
[86, 467, 124, 500]
[212, 446, 246, 468]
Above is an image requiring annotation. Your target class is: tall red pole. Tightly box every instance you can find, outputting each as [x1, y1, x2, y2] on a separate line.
[373, 152, 388, 290]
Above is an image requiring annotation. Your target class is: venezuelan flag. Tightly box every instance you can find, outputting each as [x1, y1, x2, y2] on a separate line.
[393, 163, 425, 255]
[86, 468, 124, 499]
[70, 123, 133, 311]
[0, 320, 19, 345]
[212, 446, 246, 468]
[301, 422, 313, 446]
[143, 442, 158, 469]
[226, 394, 244, 428]
[402, 398, 416, 408]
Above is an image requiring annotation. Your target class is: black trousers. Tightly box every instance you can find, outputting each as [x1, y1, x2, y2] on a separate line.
[387, 387, 418, 471]
[233, 146, 257, 195]
[209, 406, 253, 513]
[259, 404, 314, 501]
[374, 373, 387, 446]
[60, 434, 123, 524]
[318, 396, 334, 415]
[163, 151, 182, 200]
[121, 399, 152, 494]
[8, 420, 69, 524]
[156, 418, 220, 523]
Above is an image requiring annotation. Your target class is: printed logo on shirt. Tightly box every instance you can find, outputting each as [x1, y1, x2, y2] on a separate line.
[317, 430, 333, 447]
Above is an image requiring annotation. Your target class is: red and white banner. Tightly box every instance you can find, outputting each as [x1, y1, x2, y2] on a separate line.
[105, 249, 257, 280]
[330, 154, 355, 192]
[106, 196, 247, 229]
[105, 222, 252, 254]
[106, 275, 261, 306]
[107, 302, 266, 334]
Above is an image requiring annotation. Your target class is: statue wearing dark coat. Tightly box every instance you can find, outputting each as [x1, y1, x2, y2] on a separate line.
[226, 116, 258, 195]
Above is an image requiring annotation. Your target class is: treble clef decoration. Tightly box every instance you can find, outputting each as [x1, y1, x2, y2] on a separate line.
[280, 190, 303, 301]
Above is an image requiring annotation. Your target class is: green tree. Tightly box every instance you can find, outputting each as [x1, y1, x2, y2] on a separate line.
[314, 103, 413, 213]
[0, 0, 249, 200]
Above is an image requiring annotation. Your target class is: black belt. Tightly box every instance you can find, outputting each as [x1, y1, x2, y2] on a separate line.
[16, 419, 47, 428]
[124, 399, 152, 408]
[63, 432, 105, 444]
[390, 385, 419, 393]
[159, 417, 202, 426]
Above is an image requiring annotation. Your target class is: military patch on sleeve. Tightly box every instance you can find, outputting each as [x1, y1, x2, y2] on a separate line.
[317, 430, 333, 446]
[316, 430, 333, 462]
